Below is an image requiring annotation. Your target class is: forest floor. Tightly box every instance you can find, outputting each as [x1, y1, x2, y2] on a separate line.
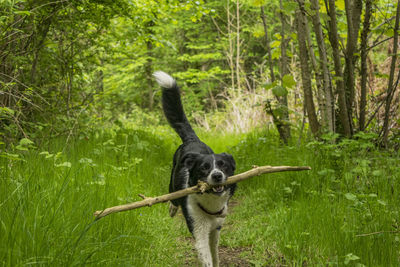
[1, 127, 399, 266]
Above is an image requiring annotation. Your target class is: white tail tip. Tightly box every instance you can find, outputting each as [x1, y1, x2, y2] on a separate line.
[153, 71, 176, 89]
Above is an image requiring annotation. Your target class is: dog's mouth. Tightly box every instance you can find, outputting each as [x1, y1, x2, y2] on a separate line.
[212, 185, 224, 194]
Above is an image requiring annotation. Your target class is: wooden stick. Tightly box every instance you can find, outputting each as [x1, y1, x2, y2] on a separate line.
[94, 165, 311, 219]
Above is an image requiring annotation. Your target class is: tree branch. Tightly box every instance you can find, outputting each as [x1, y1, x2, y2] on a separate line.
[94, 165, 311, 219]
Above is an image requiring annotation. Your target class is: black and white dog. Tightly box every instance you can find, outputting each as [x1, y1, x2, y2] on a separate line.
[153, 71, 236, 267]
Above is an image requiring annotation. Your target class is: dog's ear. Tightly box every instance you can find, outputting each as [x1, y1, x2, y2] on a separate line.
[221, 153, 236, 171]
[181, 152, 201, 170]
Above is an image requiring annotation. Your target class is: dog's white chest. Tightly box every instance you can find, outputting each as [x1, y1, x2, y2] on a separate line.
[187, 192, 229, 226]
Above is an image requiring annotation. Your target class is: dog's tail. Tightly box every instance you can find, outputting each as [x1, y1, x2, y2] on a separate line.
[153, 71, 199, 143]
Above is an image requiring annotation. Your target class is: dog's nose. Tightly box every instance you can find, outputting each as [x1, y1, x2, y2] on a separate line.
[211, 172, 223, 183]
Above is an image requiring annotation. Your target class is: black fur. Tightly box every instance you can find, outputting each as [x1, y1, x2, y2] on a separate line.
[156, 72, 237, 233]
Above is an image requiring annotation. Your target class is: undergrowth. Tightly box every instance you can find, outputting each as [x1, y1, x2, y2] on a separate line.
[225, 131, 400, 266]
[1, 127, 399, 266]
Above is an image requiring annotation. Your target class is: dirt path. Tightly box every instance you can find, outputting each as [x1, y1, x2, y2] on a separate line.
[176, 199, 252, 266]
[182, 242, 251, 267]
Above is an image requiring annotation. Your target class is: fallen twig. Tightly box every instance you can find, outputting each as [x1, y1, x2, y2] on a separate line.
[94, 165, 311, 219]
[355, 230, 400, 237]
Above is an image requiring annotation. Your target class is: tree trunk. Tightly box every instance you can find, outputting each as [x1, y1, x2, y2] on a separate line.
[295, 1, 320, 136]
[359, 0, 373, 131]
[327, 0, 352, 137]
[236, 0, 241, 91]
[278, 0, 291, 144]
[30, 20, 51, 84]
[305, 18, 324, 122]
[344, 0, 362, 133]
[226, 0, 235, 89]
[310, 0, 334, 132]
[260, 6, 275, 83]
[381, 0, 400, 146]
[145, 26, 154, 110]
[261, 5, 290, 143]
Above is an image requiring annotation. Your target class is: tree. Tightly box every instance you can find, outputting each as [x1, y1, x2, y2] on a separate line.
[276, 0, 291, 144]
[359, 0, 373, 131]
[381, 0, 400, 146]
[310, 0, 334, 133]
[326, 0, 352, 137]
[295, 0, 320, 137]
[343, 0, 362, 134]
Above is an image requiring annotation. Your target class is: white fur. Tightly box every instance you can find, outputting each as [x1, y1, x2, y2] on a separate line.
[187, 191, 230, 267]
[153, 71, 176, 88]
[186, 156, 229, 266]
[206, 155, 226, 185]
[210, 229, 220, 267]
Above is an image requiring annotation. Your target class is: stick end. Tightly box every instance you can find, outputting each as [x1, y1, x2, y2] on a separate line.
[197, 181, 209, 193]
[94, 210, 105, 220]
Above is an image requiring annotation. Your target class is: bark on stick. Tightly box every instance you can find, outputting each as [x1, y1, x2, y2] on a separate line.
[94, 165, 311, 219]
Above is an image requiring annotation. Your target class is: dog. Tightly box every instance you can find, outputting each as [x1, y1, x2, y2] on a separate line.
[153, 71, 237, 267]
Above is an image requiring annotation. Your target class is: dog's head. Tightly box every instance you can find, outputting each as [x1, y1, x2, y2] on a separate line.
[182, 152, 235, 193]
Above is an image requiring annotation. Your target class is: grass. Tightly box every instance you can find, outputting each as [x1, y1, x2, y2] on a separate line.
[1, 127, 399, 266]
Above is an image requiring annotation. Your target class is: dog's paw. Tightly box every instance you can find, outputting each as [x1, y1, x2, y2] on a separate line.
[169, 203, 178, 217]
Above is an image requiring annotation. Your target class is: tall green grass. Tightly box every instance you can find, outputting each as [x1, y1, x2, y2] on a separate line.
[224, 131, 400, 266]
[1, 127, 189, 266]
[1, 128, 399, 266]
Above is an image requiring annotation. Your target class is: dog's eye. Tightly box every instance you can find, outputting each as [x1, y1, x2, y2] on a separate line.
[201, 163, 211, 170]
[216, 160, 225, 167]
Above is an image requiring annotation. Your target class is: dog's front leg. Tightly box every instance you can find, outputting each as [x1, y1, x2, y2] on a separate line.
[209, 227, 221, 267]
[193, 227, 213, 267]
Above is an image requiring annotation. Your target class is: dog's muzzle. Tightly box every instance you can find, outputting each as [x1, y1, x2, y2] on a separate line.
[212, 185, 225, 193]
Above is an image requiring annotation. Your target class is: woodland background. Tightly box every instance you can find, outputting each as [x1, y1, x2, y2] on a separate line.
[1, 0, 399, 145]
[1, 0, 400, 266]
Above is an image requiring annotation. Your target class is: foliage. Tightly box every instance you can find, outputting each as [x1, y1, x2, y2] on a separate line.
[1, 1, 400, 265]
[1, 127, 399, 265]
[226, 130, 400, 266]
[1, 0, 399, 145]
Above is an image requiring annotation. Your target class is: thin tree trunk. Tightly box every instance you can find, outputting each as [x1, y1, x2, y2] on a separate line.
[235, 0, 241, 90]
[146, 39, 154, 110]
[310, 0, 334, 132]
[226, 0, 235, 89]
[261, 5, 290, 141]
[296, 1, 320, 136]
[67, 37, 73, 115]
[30, 20, 51, 84]
[97, 58, 104, 93]
[382, 0, 400, 146]
[305, 16, 324, 127]
[359, 0, 373, 131]
[344, 0, 363, 133]
[327, 0, 352, 137]
[278, 0, 291, 143]
[260, 6, 275, 83]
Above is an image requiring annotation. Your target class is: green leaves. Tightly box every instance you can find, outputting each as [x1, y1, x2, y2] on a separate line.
[282, 74, 296, 88]
[272, 85, 288, 97]
[344, 192, 357, 201]
[55, 161, 72, 168]
[15, 138, 35, 151]
[0, 107, 15, 115]
[264, 74, 296, 97]
[265, 81, 288, 97]
[281, 1, 298, 15]
[344, 253, 360, 265]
